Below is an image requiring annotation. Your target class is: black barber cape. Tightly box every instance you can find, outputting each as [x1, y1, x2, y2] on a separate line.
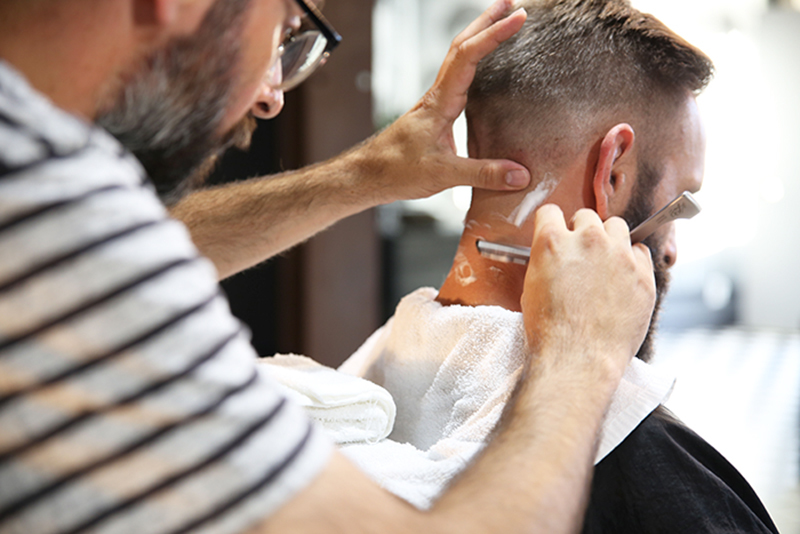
[582, 407, 779, 534]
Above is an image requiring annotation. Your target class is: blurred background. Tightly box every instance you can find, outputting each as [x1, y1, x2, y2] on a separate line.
[211, 0, 799, 530]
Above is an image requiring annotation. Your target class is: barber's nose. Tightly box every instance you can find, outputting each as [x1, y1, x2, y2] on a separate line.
[252, 63, 285, 120]
[251, 84, 284, 120]
[661, 223, 678, 268]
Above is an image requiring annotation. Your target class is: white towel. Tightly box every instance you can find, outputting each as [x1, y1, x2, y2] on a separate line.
[258, 354, 396, 445]
[339, 287, 676, 509]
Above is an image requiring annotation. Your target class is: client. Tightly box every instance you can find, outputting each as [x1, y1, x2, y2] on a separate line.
[341, 0, 778, 532]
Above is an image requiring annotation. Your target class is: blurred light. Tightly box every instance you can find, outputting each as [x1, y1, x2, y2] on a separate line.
[454, 111, 468, 157]
[793, 0, 800, 12]
[703, 271, 734, 311]
[355, 70, 372, 93]
[761, 177, 785, 204]
[452, 186, 472, 211]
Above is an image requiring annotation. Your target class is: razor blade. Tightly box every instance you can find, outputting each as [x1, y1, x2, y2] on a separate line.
[476, 191, 701, 266]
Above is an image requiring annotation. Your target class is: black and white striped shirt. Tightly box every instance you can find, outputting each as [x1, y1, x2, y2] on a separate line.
[0, 60, 331, 534]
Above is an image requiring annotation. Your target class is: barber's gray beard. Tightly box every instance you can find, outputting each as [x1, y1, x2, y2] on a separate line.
[96, 0, 254, 207]
[169, 115, 257, 200]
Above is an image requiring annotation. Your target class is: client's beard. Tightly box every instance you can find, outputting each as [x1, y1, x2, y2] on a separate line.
[622, 162, 671, 363]
[96, 0, 256, 207]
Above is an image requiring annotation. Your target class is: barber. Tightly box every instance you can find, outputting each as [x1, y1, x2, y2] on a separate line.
[0, 0, 655, 533]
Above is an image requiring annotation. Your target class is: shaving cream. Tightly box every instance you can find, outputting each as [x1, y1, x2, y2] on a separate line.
[453, 252, 478, 286]
[507, 173, 560, 227]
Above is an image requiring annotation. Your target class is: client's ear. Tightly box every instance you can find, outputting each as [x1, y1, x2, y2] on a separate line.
[593, 124, 636, 220]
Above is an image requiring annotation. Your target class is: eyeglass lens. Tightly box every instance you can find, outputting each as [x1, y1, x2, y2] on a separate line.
[276, 31, 329, 91]
[269, 0, 340, 91]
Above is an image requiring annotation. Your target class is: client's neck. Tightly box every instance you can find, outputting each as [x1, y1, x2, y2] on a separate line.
[436, 221, 528, 312]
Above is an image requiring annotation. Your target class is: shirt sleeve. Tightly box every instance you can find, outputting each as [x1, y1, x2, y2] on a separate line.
[0, 131, 332, 534]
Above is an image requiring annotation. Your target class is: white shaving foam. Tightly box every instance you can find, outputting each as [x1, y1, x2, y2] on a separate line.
[464, 220, 492, 233]
[454, 252, 478, 287]
[507, 173, 560, 228]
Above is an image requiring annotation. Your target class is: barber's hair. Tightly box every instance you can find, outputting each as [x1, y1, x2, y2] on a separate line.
[467, 0, 714, 159]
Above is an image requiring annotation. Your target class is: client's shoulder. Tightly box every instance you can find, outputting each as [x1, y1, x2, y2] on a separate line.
[582, 406, 778, 534]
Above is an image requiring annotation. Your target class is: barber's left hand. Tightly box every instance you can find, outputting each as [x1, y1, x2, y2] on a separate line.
[356, 0, 530, 203]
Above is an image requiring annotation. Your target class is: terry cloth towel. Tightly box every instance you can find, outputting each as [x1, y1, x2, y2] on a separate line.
[258, 354, 396, 445]
[338, 287, 676, 510]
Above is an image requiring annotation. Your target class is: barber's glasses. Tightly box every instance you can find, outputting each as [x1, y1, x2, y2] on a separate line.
[272, 0, 342, 91]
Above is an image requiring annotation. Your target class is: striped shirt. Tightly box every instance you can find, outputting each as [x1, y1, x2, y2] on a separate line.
[0, 61, 331, 534]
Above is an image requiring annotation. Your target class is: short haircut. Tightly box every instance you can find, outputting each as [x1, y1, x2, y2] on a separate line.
[466, 0, 714, 164]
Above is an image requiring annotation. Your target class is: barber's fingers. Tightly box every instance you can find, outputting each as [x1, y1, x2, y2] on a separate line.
[531, 204, 569, 245]
[423, 3, 527, 121]
[569, 208, 604, 230]
[602, 216, 632, 242]
[443, 157, 532, 191]
[602, 217, 654, 275]
[540, 209, 648, 262]
[580, 213, 655, 281]
[452, 0, 518, 48]
[570, 211, 636, 245]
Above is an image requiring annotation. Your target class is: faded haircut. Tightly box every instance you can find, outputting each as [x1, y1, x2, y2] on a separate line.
[466, 0, 713, 165]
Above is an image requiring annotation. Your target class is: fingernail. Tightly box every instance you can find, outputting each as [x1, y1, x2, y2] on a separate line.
[506, 170, 529, 188]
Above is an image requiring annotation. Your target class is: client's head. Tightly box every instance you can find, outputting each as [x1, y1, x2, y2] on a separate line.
[437, 0, 714, 361]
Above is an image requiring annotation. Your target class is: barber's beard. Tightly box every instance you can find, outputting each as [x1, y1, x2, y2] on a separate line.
[622, 164, 671, 363]
[96, 0, 256, 207]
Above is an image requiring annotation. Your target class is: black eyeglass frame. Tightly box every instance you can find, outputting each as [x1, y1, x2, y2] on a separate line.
[293, 0, 342, 55]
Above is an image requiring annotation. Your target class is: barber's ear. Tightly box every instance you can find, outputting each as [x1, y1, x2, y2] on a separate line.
[593, 124, 635, 220]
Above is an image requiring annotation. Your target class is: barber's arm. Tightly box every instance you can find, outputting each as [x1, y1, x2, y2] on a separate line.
[170, 0, 531, 280]
[251, 206, 657, 534]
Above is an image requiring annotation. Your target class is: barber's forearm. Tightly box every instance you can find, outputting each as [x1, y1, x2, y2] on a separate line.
[431, 345, 615, 534]
[170, 145, 376, 279]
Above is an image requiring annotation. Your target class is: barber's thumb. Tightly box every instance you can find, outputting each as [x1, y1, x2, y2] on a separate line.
[463, 158, 531, 191]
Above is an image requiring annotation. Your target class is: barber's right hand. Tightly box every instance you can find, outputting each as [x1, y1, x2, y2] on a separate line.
[520, 205, 656, 384]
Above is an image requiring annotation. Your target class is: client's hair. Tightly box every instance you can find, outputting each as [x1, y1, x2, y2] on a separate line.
[467, 0, 714, 167]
